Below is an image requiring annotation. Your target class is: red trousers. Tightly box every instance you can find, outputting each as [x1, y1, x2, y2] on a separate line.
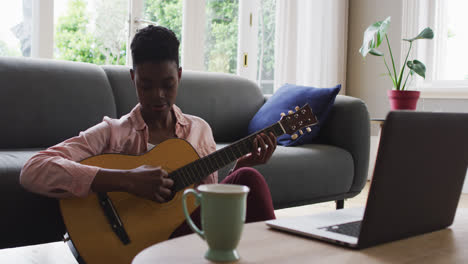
[170, 167, 276, 238]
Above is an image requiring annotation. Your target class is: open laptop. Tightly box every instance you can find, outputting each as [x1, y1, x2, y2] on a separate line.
[266, 111, 468, 249]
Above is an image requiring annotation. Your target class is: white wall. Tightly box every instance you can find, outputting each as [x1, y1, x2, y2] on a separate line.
[347, 0, 403, 124]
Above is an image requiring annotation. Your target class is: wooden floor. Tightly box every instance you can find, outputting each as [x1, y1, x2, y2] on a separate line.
[276, 180, 468, 218]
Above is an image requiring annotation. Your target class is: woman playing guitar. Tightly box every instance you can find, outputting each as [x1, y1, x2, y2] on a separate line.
[20, 25, 277, 260]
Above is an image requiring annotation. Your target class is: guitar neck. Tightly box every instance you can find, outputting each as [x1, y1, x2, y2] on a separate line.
[171, 122, 285, 192]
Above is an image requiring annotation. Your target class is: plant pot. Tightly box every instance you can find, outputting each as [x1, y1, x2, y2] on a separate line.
[387, 90, 420, 110]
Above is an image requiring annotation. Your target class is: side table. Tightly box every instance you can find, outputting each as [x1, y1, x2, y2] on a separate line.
[371, 118, 385, 129]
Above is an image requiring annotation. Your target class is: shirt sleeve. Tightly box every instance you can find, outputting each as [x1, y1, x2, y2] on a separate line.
[20, 119, 112, 198]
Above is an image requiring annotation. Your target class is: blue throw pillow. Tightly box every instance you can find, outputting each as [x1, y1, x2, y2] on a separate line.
[248, 83, 341, 146]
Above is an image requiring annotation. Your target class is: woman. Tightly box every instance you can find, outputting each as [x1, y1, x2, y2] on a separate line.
[20, 25, 277, 238]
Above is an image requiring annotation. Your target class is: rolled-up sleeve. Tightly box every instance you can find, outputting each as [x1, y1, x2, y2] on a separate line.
[20, 120, 111, 198]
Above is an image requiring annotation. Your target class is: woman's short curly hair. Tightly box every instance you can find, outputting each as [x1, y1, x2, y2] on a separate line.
[130, 25, 180, 68]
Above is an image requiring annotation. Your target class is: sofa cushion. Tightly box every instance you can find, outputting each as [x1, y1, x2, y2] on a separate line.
[259, 144, 353, 209]
[0, 57, 117, 149]
[101, 65, 138, 118]
[0, 149, 65, 248]
[248, 84, 341, 146]
[216, 144, 354, 209]
[177, 71, 265, 142]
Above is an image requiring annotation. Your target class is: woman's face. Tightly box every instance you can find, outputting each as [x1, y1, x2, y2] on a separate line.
[130, 61, 182, 120]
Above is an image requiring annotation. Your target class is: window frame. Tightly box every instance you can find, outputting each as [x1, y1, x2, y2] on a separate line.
[129, 0, 262, 81]
[31, 0, 54, 58]
[237, 0, 259, 81]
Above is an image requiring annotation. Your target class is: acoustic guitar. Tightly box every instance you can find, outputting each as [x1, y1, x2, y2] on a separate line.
[60, 104, 318, 264]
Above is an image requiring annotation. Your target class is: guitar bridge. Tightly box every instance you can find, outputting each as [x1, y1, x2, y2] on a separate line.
[97, 192, 131, 245]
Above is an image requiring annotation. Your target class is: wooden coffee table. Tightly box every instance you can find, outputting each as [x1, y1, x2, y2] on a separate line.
[132, 208, 468, 263]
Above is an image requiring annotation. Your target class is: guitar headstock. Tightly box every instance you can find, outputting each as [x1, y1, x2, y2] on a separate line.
[279, 104, 318, 139]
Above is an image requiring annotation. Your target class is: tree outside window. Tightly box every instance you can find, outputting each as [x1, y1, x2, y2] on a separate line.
[144, 0, 182, 41]
[205, 0, 238, 74]
[54, 0, 127, 65]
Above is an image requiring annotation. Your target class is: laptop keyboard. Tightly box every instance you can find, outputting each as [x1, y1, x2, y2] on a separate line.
[319, 220, 362, 237]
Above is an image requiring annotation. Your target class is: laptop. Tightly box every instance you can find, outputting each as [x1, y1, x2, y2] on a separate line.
[266, 111, 468, 249]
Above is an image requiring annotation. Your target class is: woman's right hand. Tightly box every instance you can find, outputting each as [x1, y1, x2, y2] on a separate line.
[125, 165, 174, 202]
[92, 165, 174, 203]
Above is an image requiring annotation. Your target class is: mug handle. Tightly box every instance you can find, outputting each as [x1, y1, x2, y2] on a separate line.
[182, 188, 205, 240]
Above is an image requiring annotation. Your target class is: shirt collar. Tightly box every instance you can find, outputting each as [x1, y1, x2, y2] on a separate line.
[172, 104, 189, 126]
[129, 104, 188, 131]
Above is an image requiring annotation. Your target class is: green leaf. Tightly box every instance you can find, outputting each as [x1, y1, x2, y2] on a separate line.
[403, 27, 434, 42]
[359, 16, 391, 57]
[369, 48, 384, 56]
[407, 60, 426, 78]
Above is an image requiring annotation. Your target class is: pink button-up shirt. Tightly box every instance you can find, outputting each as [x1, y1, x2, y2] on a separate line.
[20, 104, 218, 198]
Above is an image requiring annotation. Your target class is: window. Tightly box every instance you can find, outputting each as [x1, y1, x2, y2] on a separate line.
[256, 0, 276, 94]
[54, 0, 128, 65]
[5, 0, 275, 93]
[204, 0, 239, 74]
[0, 0, 32, 57]
[131, 0, 275, 93]
[403, 0, 468, 98]
[436, 0, 468, 81]
[143, 0, 182, 40]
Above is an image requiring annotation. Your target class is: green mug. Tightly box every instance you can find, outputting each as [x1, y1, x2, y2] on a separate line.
[182, 184, 250, 262]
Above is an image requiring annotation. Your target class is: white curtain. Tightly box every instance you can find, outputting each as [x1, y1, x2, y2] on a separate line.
[401, 0, 446, 83]
[273, 0, 348, 93]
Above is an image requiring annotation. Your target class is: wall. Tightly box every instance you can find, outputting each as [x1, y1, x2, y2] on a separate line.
[347, 0, 402, 181]
[347, 0, 403, 128]
[417, 98, 468, 112]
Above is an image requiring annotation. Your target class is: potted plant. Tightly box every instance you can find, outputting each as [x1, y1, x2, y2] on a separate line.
[359, 16, 434, 110]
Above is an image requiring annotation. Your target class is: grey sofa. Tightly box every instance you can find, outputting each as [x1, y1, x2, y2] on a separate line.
[0, 57, 370, 249]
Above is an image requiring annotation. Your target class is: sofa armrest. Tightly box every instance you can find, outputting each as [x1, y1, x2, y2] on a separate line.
[318, 95, 370, 194]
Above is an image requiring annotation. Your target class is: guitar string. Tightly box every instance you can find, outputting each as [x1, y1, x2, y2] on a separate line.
[172, 123, 284, 190]
[171, 122, 284, 191]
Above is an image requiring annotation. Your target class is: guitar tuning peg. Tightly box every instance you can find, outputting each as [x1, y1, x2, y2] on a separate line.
[280, 112, 286, 117]
[306, 127, 312, 133]
[288, 110, 294, 114]
[299, 130, 304, 135]
[291, 133, 298, 140]
[295, 106, 300, 111]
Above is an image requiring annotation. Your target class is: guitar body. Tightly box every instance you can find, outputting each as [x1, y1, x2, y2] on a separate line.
[60, 139, 199, 264]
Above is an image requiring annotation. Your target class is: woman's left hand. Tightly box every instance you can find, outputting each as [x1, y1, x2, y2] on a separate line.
[233, 132, 277, 170]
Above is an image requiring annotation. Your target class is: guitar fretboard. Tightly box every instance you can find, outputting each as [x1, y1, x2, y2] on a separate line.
[171, 122, 284, 192]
